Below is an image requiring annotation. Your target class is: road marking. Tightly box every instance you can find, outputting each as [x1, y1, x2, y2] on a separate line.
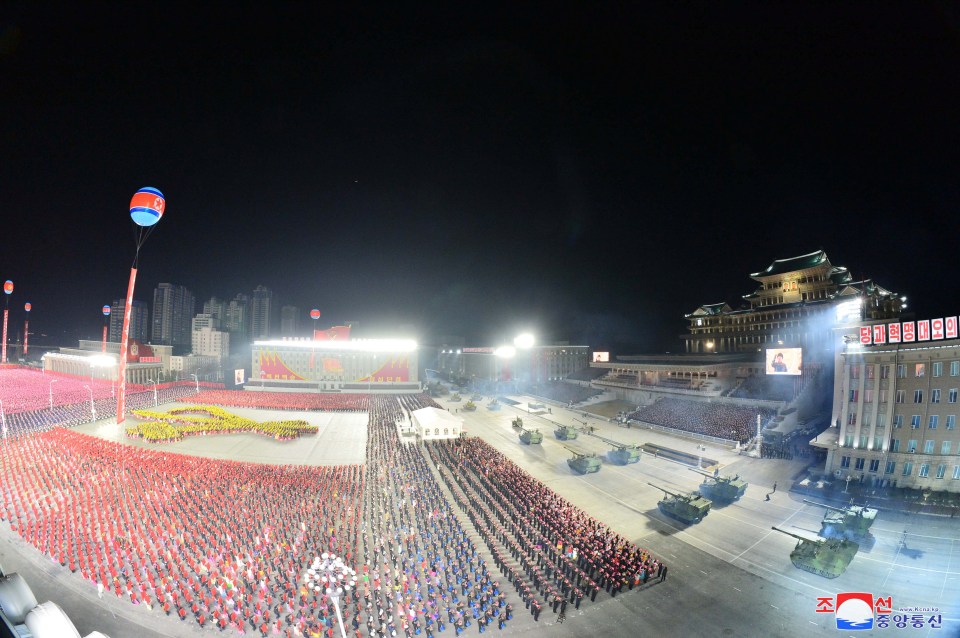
[941, 538, 955, 599]
[770, 604, 779, 610]
[732, 587, 741, 592]
[699, 570, 708, 575]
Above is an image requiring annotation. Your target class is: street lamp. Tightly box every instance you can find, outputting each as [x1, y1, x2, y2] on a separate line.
[83, 384, 96, 421]
[190, 373, 199, 394]
[48, 379, 58, 410]
[147, 378, 158, 407]
[304, 552, 357, 638]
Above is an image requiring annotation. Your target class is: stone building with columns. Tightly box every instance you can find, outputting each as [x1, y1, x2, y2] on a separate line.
[42, 340, 171, 385]
[817, 317, 960, 492]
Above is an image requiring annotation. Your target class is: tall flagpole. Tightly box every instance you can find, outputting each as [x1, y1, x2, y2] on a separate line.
[116, 267, 138, 423]
[23, 302, 31, 357]
[116, 187, 165, 425]
[2, 280, 13, 364]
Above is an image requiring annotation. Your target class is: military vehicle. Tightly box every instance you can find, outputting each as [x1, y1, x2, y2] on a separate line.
[463, 401, 477, 412]
[648, 483, 711, 523]
[690, 467, 748, 502]
[591, 434, 641, 464]
[450, 393, 462, 402]
[512, 417, 523, 428]
[771, 526, 859, 578]
[564, 446, 601, 474]
[487, 399, 501, 410]
[518, 426, 543, 444]
[554, 424, 578, 440]
[803, 500, 877, 540]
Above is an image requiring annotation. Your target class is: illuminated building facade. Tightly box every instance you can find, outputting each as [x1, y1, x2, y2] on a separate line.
[250, 338, 420, 393]
[683, 250, 903, 358]
[822, 319, 960, 492]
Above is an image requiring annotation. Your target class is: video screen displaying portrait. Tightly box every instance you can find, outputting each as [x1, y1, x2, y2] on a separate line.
[592, 352, 610, 362]
[765, 348, 802, 376]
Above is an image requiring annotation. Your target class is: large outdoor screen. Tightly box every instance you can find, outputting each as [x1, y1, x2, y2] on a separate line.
[765, 348, 802, 375]
[592, 352, 610, 362]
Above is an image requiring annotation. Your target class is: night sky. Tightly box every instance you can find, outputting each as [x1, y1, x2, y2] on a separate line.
[2, 3, 958, 353]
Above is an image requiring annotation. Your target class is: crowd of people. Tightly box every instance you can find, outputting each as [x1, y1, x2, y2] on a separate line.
[357, 395, 516, 636]
[0, 383, 671, 635]
[0, 369, 117, 413]
[728, 375, 796, 402]
[183, 390, 370, 412]
[427, 437, 664, 610]
[1, 383, 198, 437]
[522, 382, 600, 406]
[628, 398, 776, 443]
[1, 428, 366, 636]
[127, 406, 319, 443]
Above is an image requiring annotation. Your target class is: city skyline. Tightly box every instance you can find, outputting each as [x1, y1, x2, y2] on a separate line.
[2, 4, 958, 353]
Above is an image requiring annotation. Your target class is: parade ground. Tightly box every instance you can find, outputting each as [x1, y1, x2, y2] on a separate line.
[2, 397, 957, 637]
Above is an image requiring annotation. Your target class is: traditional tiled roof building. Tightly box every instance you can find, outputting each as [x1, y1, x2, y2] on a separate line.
[683, 250, 903, 358]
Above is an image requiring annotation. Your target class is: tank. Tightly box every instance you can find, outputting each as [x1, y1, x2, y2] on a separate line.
[564, 446, 601, 474]
[771, 527, 859, 578]
[690, 468, 748, 502]
[803, 500, 877, 540]
[648, 483, 711, 523]
[463, 401, 477, 411]
[587, 434, 641, 464]
[554, 424, 578, 440]
[487, 399, 501, 411]
[450, 393, 462, 402]
[518, 427, 543, 444]
[512, 417, 523, 429]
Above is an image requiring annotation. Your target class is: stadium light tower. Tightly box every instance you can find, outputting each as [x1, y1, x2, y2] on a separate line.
[147, 378, 158, 407]
[190, 373, 199, 394]
[48, 379, 58, 410]
[513, 333, 535, 384]
[83, 385, 96, 421]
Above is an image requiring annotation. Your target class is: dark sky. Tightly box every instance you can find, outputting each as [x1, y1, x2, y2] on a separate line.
[2, 3, 958, 353]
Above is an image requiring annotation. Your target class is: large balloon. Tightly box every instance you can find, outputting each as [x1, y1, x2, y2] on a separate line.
[102, 305, 111, 316]
[129, 186, 165, 227]
[24, 302, 31, 312]
[310, 309, 321, 320]
[3, 280, 12, 295]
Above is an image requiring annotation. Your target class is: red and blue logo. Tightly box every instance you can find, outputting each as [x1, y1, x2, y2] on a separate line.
[835, 592, 874, 630]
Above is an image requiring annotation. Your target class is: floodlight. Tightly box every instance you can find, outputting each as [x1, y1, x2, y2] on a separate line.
[494, 345, 516, 359]
[513, 333, 535, 349]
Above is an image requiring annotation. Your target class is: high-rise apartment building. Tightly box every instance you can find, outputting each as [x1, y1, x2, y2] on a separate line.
[250, 285, 273, 340]
[203, 297, 227, 325]
[151, 283, 196, 351]
[192, 314, 230, 358]
[225, 293, 249, 344]
[108, 299, 150, 343]
[280, 305, 300, 336]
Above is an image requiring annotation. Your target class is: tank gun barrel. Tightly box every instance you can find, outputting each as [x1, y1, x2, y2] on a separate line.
[803, 500, 848, 513]
[771, 526, 817, 543]
[595, 435, 638, 450]
[648, 482, 681, 498]
[689, 468, 718, 479]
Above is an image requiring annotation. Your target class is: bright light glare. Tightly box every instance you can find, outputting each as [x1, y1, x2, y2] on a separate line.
[513, 333, 535, 349]
[89, 354, 117, 368]
[255, 338, 418, 352]
[494, 345, 516, 359]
